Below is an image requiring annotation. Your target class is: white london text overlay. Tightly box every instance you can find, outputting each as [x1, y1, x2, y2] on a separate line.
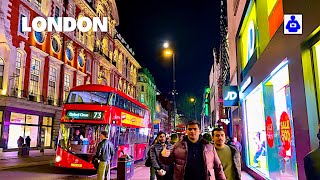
[22, 16, 108, 32]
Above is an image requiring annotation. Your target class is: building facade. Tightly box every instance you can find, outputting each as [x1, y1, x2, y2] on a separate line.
[200, 87, 211, 132]
[227, 0, 320, 179]
[96, 30, 140, 99]
[208, 0, 232, 136]
[0, 0, 141, 150]
[136, 68, 156, 123]
[155, 101, 169, 134]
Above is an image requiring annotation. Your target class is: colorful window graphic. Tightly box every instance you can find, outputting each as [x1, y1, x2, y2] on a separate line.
[238, 0, 283, 71]
[239, 1, 257, 70]
[244, 62, 298, 179]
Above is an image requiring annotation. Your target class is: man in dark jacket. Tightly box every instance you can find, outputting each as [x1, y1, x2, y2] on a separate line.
[150, 131, 172, 180]
[161, 121, 226, 180]
[25, 136, 31, 148]
[304, 127, 320, 180]
[212, 128, 241, 180]
[96, 131, 114, 180]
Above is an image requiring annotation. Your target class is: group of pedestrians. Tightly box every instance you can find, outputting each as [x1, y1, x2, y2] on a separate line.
[147, 120, 241, 180]
[17, 136, 31, 148]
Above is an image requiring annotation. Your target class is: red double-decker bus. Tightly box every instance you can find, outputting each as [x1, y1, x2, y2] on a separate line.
[55, 84, 151, 170]
[175, 124, 186, 135]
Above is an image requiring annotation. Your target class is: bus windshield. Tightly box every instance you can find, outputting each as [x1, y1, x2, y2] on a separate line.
[66, 91, 110, 104]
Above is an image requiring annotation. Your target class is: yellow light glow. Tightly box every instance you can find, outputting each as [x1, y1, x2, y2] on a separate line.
[190, 97, 195, 103]
[163, 49, 173, 56]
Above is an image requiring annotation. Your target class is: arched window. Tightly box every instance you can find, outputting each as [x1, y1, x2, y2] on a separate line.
[0, 57, 4, 89]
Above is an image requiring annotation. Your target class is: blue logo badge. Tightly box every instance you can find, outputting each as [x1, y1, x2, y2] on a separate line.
[284, 14, 302, 34]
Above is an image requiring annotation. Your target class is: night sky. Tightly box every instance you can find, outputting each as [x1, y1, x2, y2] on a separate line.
[115, 0, 220, 106]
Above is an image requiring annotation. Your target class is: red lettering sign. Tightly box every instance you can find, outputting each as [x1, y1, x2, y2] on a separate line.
[265, 116, 274, 148]
[280, 112, 292, 151]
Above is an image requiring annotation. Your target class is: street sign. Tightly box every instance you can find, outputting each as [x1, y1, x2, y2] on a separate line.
[223, 86, 239, 106]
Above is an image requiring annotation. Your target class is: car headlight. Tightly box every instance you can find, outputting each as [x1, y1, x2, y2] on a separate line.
[55, 155, 62, 162]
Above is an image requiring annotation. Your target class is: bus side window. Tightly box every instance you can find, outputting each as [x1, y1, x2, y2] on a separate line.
[108, 93, 116, 106]
[119, 96, 124, 109]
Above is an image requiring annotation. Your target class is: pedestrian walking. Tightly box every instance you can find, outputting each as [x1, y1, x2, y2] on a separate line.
[160, 120, 226, 180]
[145, 138, 158, 180]
[53, 136, 58, 150]
[212, 128, 241, 180]
[95, 131, 114, 180]
[150, 132, 173, 180]
[25, 136, 31, 149]
[17, 136, 24, 147]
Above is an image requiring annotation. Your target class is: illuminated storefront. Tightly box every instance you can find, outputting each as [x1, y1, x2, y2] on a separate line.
[233, 0, 320, 179]
[243, 62, 298, 179]
[1, 108, 54, 150]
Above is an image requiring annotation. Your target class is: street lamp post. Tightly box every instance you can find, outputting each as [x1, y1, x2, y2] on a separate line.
[163, 42, 177, 131]
[172, 53, 177, 131]
[190, 97, 197, 121]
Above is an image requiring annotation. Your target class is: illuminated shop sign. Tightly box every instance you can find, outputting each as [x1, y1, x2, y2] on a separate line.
[223, 86, 239, 107]
[247, 20, 255, 60]
[240, 76, 252, 93]
[66, 111, 104, 120]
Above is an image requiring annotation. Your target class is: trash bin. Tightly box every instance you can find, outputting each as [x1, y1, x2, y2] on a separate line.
[18, 144, 29, 157]
[117, 154, 134, 180]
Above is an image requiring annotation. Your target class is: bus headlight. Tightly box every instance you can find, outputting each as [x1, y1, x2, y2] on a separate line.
[55, 156, 62, 162]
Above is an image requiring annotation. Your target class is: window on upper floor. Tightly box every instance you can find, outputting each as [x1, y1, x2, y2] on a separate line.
[77, 78, 82, 86]
[14, 52, 22, 89]
[35, 0, 42, 10]
[29, 58, 40, 96]
[19, 14, 26, 35]
[54, 6, 60, 23]
[86, 58, 91, 73]
[48, 67, 57, 99]
[64, 73, 71, 101]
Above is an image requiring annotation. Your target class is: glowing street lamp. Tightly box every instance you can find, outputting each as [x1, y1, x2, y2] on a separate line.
[162, 41, 177, 130]
[190, 97, 197, 121]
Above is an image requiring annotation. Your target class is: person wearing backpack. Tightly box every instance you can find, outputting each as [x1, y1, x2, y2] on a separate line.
[145, 137, 158, 180]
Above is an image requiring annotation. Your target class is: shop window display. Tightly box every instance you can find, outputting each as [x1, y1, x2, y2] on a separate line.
[8, 113, 53, 149]
[244, 63, 298, 179]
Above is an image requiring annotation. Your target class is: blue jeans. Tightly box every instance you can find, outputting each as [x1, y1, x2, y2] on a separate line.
[254, 149, 263, 163]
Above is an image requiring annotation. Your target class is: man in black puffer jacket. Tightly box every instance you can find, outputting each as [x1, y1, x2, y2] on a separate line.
[150, 131, 173, 180]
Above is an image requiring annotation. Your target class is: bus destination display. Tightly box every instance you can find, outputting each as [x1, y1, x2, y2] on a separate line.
[66, 111, 104, 120]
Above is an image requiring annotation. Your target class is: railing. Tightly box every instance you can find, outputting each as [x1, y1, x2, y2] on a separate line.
[94, 45, 112, 61]
[10, 88, 27, 98]
[28, 92, 44, 103]
[10, 88, 61, 106]
[47, 97, 60, 106]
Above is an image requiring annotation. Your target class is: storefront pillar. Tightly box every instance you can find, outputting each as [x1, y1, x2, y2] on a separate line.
[262, 85, 280, 178]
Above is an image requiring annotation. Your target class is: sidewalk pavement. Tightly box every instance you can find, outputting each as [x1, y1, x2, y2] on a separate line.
[129, 166, 255, 180]
[0, 149, 55, 170]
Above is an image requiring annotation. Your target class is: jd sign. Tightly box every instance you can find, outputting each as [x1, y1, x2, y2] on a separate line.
[223, 86, 239, 106]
